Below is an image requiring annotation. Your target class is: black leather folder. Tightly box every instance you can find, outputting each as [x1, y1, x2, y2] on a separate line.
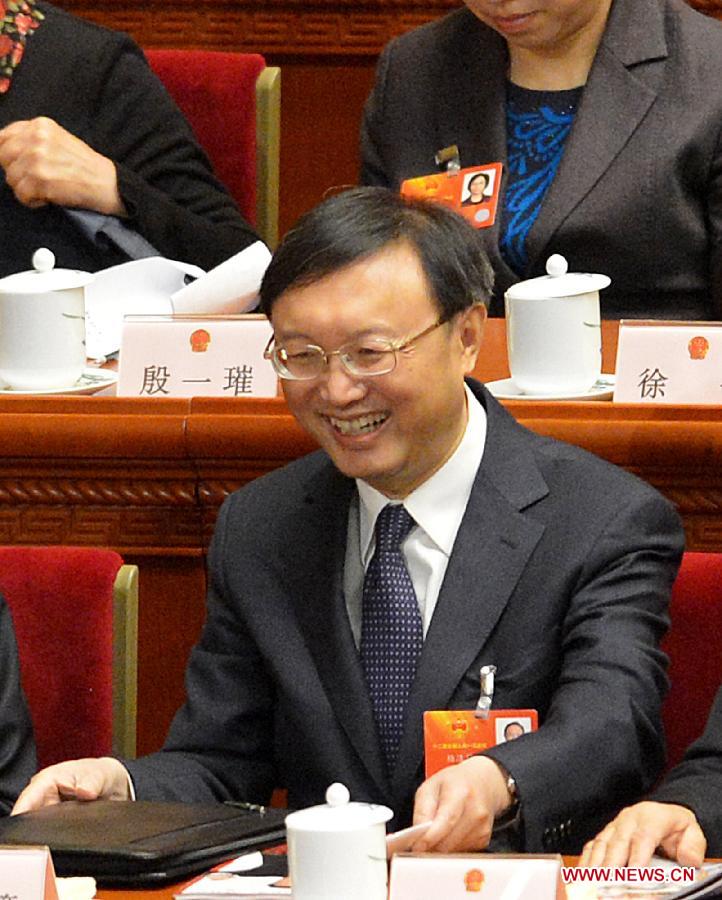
[0, 799, 287, 887]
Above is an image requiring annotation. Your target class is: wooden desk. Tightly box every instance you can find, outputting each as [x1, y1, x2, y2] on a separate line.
[99, 888, 176, 900]
[1, 320, 720, 752]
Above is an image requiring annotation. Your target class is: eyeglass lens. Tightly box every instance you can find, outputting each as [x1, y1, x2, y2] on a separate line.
[276, 340, 397, 379]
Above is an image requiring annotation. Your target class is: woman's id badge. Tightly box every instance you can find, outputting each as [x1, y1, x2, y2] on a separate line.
[401, 162, 503, 230]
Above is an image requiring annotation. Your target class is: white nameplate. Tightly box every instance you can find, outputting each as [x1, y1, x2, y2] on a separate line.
[389, 853, 563, 900]
[614, 320, 722, 404]
[117, 314, 278, 398]
[0, 846, 59, 900]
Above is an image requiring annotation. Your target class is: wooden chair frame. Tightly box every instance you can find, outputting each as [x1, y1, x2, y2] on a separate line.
[113, 563, 139, 758]
[256, 66, 281, 249]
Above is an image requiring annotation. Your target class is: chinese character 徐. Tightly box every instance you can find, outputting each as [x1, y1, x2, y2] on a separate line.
[638, 367, 668, 399]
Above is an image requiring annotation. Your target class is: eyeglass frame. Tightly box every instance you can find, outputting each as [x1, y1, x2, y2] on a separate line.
[263, 315, 451, 381]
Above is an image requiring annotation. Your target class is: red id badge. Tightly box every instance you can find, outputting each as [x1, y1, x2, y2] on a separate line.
[423, 708, 538, 778]
[401, 163, 503, 230]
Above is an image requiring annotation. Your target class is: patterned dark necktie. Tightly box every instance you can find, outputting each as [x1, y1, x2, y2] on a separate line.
[360, 504, 423, 773]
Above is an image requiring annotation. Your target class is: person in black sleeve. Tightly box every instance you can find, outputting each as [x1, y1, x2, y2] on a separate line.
[0, 1, 261, 277]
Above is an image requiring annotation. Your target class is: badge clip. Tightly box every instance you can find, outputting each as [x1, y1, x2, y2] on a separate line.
[475, 665, 496, 719]
[434, 144, 461, 177]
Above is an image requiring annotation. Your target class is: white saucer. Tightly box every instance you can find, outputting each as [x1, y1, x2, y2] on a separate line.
[487, 374, 615, 401]
[0, 369, 118, 396]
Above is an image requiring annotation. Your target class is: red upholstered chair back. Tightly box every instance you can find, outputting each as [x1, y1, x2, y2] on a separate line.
[144, 49, 265, 228]
[662, 551, 722, 771]
[0, 547, 125, 768]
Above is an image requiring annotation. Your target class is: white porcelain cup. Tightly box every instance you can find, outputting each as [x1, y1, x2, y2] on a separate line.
[0, 249, 93, 391]
[504, 255, 609, 395]
[286, 783, 393, 900]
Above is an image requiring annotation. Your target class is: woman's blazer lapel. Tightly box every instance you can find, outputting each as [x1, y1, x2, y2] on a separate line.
[432, 12, 518, 295]
[525, 0, 668, 274]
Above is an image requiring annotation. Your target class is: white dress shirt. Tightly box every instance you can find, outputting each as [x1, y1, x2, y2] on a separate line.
[344, 384, 487, 645]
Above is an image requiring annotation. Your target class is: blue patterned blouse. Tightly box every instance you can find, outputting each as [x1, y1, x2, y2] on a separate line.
[499, 82, 583, 275]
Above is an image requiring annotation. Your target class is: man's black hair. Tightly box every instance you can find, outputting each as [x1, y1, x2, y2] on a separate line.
[259, 186, 494, 319]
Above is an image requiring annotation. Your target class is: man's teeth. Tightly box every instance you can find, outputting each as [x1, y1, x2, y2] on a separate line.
[330, 413, 387, 435]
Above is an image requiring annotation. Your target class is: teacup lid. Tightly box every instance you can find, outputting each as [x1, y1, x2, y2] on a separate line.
[284, 783, 393, 832]
[0, 248, 94, 293]
[505, 254, 611, 300]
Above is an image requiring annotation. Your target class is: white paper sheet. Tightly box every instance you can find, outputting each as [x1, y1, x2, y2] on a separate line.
[85, 256, 202, 359]
[56, 876, 97, 900]
[172, 241, 271, 315]
[85, 241, 271, 360]
[175, 853, 291, 898]
[176, 874, 289, 897]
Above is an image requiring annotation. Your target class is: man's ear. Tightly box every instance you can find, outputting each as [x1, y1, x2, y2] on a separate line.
[458, 304, 487, 375]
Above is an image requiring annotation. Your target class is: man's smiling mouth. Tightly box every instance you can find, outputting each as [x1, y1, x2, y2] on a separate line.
[328, 413, 389, 436]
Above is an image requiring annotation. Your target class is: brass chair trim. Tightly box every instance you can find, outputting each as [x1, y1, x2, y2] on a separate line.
[256, 65, 281, 249]
[112, 563, 139, 759]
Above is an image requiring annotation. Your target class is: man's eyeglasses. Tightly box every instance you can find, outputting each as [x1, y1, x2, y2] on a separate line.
[264, 317, 448, 381]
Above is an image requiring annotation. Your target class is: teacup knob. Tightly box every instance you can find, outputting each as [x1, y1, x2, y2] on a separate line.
[32, 248, 56, 273]
[546, 254, 568, 277]
[325, 782, 350, 807]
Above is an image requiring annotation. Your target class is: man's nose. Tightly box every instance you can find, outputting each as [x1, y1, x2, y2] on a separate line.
[318, 357, 367, 405]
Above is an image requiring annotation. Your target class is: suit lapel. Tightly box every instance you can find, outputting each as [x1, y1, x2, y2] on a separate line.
[526, 0, 668, 272]
[435, 11, 508, 171]
[290, 463, 390, 795]
[392, 385, 549, 797]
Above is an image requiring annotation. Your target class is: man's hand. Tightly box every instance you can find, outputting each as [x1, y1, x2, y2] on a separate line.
[410, 755, 513, 852]
[0, 117, 124, 215]
[12, 757, 131, 815]
[579, 802, 706, 868]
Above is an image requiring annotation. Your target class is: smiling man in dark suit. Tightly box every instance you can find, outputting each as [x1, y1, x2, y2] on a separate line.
[14, 187, 683, 854]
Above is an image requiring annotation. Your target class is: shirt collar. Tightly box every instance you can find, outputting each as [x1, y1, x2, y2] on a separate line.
[357, 383, 487, 564]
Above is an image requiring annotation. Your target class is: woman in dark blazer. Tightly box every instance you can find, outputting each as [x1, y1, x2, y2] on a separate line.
[361, 0, 722, 319]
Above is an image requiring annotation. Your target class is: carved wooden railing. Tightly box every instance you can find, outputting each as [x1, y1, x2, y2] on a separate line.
[59, 0, 722, 54]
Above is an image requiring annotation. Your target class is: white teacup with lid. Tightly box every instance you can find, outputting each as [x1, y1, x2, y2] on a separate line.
[504, 254, 610, 395]
[285, 782, 393, 900]
[0, 248, 93, 391]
